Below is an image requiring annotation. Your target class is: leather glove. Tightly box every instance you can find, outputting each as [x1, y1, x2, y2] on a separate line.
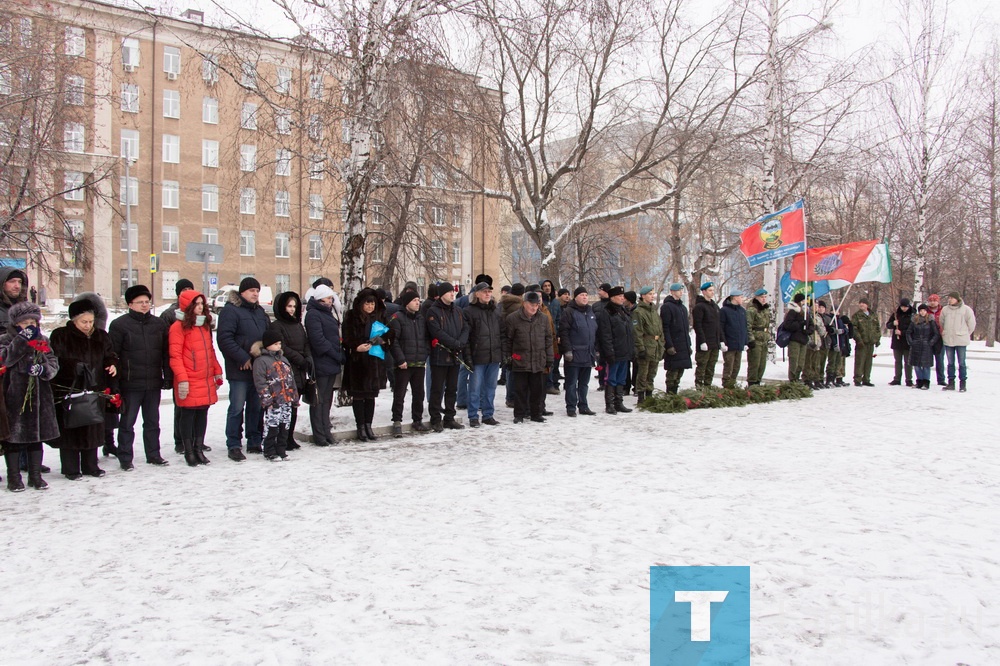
[747, 341, 756, 350]
[502, 356, 512, 368]
[564, 351, 574, 363]
[666, 347, 676, 356]
[28, 363, 44, 376]
[177, 381, 190, 400]
[699, 343, 708, 351]
[720, 343, 729, 352]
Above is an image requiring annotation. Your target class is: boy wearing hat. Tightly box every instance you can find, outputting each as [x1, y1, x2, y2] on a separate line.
[631, 287, 664, 402]
[217, 277, 271, 460]
[251, 330, 299, 460]
[691, 281, 724, 388]
[851, 297, 881, 386]
[109, 284, 172, 469]
[388, 288, 430, 436]
[745, 289, 770, 385]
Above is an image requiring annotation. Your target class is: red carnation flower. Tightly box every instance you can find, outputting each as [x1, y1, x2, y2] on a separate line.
[431, 338, 439, 347]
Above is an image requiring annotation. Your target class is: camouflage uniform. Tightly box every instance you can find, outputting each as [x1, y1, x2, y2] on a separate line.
[851, 308, 881, 384]
[745, 299, 771, 384]
[631, 301, 665, 396]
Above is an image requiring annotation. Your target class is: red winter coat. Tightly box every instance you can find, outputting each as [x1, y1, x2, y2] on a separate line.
[168, 291, 223, 408]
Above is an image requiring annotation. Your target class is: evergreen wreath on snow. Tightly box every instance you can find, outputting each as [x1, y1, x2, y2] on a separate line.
[638, 382, 813, 413]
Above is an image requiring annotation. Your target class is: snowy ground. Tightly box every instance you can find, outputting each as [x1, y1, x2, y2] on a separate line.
[1, 340, 997, 664]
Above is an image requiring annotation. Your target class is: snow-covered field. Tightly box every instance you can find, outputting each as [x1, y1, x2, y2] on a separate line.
[1, 341, 997, 664]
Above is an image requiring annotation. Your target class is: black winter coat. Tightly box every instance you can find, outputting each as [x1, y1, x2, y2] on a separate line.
[160, 302, 181, 327]
[692, 296, 724, 350]
[304, 298, 344, 378]
[108, 309, 172, 391]
[502, 308, 553, 373]
[1, 329, 59, 445]
[833, 314, 853, 357]
[426, 300, 470, 366]
[595, 301, 634, 364]
[341, 290, 389, 397]
[465, 300, 503, 365]
[782, 303, 813, 346]
[268, 292, 311, 390]
[50, 322, 118, 450]
[906, 315, 940, 367]
[216, 290, 270, 381]
[558, 302, 598, 368]
[659, 296, 692, 370]
[886, 306, 914, 351]
[388, 308, 429, 366]
[719, 299, 749, 350]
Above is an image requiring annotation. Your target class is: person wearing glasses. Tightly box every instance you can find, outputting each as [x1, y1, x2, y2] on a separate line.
[108, 285, 172, 469]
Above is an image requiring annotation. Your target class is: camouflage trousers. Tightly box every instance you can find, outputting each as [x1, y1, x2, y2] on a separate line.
[787, 341, 807, 381]
[746, 343, 767, 384]
[721, 350, 743, 388]
[854, 343, 874, 383]
[694, 349, 719, 386]
[826, 349, 844, 380]
[634, 355, 659, 393]
[664, 368, 685, 394]
[804, 347, 826, 382]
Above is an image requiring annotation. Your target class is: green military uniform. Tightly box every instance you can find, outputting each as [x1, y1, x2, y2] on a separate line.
[745, 298, 771, 384]
[632, 300, 665, 397]
[804, 309, 827, 383]
[851, 307, 881, 384]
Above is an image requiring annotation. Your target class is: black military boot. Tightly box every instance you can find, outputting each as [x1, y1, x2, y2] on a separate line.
[614, 386, 633, 413]
[943, 381, 955, 391]
[604, 388, 617, 415]
[183, 439, 199, 467]
[959, 380, 967, 392]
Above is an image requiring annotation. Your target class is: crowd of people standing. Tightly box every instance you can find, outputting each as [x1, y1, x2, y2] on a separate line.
[0, 264, 980, 493]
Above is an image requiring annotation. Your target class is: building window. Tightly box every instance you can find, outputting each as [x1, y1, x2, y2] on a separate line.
[65, 27, 85, 57]
[309, 154, 325, 180]
[122, 37, 140, 70]
[64, 219, 85, 249]
[0, 66, 10, 95]
[241, 103, 258, 130]
[275, 274, 290, 294]
[308, 234, 323, 261]
[202, 55, 218, 84]
[64, 171, 85, 201]
[120, 223, 138, 251]
[163, 46, 180, 77]
[371, 239, 383, 264]
[309, 194, 324, 220]
[276, 67, 292, 94]
[161, 271, 179, 299]
[452, 241, 461, 264]
[240, 230, 255, 256]
[309, 74, 324, 99]
[202, 140, 219, 167]
[64, 123, 84, 152]
[65, 75, 85, 106]
[162, 226, 179, 253]
[202, 227, 218, 244]
[121, 129, 139, 160]
[239, 144, 257, 172]
[240, 188, 256, 214]
[121, 83, 139, 113]
[275, 108, 291, 135]
[275, 148, 291, 176]
[308, 114, 322, 141]
[431, 240, 444, 263]
[275, 191, 290, 217]
[162, 134, 179, 163]
[163, 89, 180, 118]
[341, 121, 351, 144]
[119, 177, 138, 206]
[202, 185, 218, 212]
[432, 166, 446, 188]
[202, 97, 218, 124]
[120, 269, 140, 296]
[241, 61, 256, 89]
[453, 206, 462, 228]
[275, 232, 290, 258]
[162, 181, 179, 209]
[415, 205, 424, 225]
[432, 206, 445, 226]
[371, 204, 383, 225]
[417, 167, 426, 187]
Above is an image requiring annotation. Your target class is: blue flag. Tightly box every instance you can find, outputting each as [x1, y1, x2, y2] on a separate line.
[780, 271, 830, 304]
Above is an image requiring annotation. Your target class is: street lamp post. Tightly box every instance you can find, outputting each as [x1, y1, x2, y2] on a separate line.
[123, 156, 135, 291]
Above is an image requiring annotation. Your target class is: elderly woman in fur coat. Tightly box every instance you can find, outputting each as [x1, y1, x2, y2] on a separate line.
[1, 302, 59, 491]
[49, 299, 118, 479]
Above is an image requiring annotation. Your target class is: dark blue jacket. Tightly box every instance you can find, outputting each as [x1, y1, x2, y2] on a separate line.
[595, 301, 634, 364]
[215, 290, 270, 381]
[659, 296, 692, 370]
[304, 298, 345, 377]
[558, 302, 597, 367]
[108, 308, 172, 391]
[719, 299, 749, 350]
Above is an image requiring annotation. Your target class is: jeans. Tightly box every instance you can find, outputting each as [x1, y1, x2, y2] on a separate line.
[226, 379, 262, 450]
[564, 365, 591, 411]
[117, 389, 162, 464]
[546, 358, 560, 389]
[944, 345, 968, 382]
[456, 364, 471, 407]
[391, 366, 425, 423]
[933, 346, 946, 384]
[606, 359, 628, 387]
[467, 363, 500, 420]
[915, 365, 931, 381]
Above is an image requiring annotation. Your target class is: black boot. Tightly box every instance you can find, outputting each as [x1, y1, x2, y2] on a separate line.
[183, 439, 199, 467]
[27, 449, 48, 490]
[5, 452, 24, 492]
[614, 386, 633, 413]
[604, 388, 617, 415]
[959, 380, 967, 392]
[943, 381, 955, 391]
[392, 422, 403, 438]
[364, 424, 378, 440]
[194, 437, 211, 465]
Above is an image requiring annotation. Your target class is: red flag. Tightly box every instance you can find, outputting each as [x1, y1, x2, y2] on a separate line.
[790, 240, 880, 282]
[740, 200, 806, 267]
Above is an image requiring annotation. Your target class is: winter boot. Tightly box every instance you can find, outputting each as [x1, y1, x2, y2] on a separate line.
[604, 388, 617, 415]
[356, 423, 369, 441]
[578, 405, 597, 415]
[182, 439, 199, 467]
[27, 449, 48, 490]
[614, 386, 633, 413]
[959, 380, 967, 392]
[412, 420, 430, 433]
[364, 424, 378, 440]
[392, 422, 403, 438]
[905, 379, 914, 387]
[943, 381, 955, 391]
[5, 452, 24, 492]
[921, 379, 931, 390]
[888, 379, 901, 386]
[194, 437, 211, 465]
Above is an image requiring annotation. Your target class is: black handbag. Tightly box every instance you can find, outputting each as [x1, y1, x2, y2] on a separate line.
[61, 390, 106, 429]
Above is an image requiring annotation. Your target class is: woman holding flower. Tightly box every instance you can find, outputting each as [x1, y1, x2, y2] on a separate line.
[49, 299, 118, 479]
[1, 302, 59, 491]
